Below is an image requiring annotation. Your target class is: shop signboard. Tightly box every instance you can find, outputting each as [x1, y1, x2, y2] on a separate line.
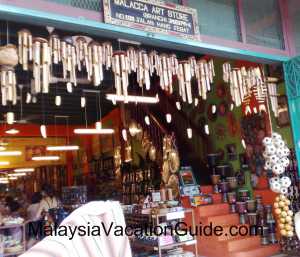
[103, 0, 200, 40]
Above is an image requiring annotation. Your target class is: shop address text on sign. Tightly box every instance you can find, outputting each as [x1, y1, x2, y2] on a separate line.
[103, 0, 200, 40]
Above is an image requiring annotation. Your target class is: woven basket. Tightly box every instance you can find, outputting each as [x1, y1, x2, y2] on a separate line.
[0, 44, 18, 66]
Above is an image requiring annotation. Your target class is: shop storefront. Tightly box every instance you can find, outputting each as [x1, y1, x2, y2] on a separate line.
[0, 1, 299, 257]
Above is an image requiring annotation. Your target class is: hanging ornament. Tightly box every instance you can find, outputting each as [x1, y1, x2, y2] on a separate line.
[137, 50, 151, 90]
[55, 95, 61, 106]
[144, 115, 150, 126]
[187, 127, 192, 139]
[88, 41, 104, 86]
[49, 33, 61, 65]
[74, 36, 87, 72]
[112, 51, 129, 101]
[102, 42, 113, 70]
[18, 29, 32, 71]
[122, 129, 128, 141]
[66, 82, 73, 93]
[267, 77, 279, 117]
[6, 112, 14, 124]
[178, 60, 192, 104]
[176, 101, 181, 110]
[80, 97, 86, 108]
[0, 45, 18, 106]
[61, 37, 77, 86]
[32, 37, 51, 94]
[157, 54, 174, 93]
[204, 124, 210, 135]
[127, 47, 138, 73]
[166, 113, 172, 123]
[40, 125, 47, 138]
[26, 92, 31, 104]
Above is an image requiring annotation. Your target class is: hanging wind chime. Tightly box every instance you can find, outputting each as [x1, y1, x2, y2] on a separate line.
[88, 41, 104, 87]
[178, 60, 192, 104]
[32, 37, 51, 94]
[112, 51, 130, 101]
[61, 37, 77, 86]
[18, 29, 32, 71]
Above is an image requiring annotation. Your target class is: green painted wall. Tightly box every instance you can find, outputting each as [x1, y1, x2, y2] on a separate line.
[183, 58, 293, 175]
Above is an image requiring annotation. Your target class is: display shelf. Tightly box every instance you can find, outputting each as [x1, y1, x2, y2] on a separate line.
[131, 208, 198, 257]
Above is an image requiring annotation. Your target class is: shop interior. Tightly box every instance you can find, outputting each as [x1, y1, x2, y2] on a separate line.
[0, 19, 299, 257]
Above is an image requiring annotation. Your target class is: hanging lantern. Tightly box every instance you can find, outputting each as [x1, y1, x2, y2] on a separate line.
[204, 124, 210, 135]
[40, 125, 47, 138]
[80, 97, 86, 108]
[144, 115, 150, 126]
[6, 112, 14, 125]
[18, 29, 32, 71]
[112, 51, 129, 101]
[55, 95, 61, 106]
[122, 129, 128, 141]
[66, 82, 73, 93]
[32, 37, 51, 94]
[166, 113, 172, 123]
[187, 127, 192, 139]
[26, 92, 31, 104]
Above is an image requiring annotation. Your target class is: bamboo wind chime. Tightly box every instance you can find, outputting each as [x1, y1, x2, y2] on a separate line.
[15, 28, 217, 107]
[61, 38, 77, 86]
[18, 29, 32, 71]
[112, 51, 130, 101]
[267, 77, 279, 118]
[0, 44, 18, 106]
[223, 62, 267, 113]
[32, 37, 51, 94]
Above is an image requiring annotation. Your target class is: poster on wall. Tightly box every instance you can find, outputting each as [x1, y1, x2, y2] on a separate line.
[103, 0, 200, 40]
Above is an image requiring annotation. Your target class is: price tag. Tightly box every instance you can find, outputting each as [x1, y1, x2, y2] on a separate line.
[166, 211, 185, 220]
